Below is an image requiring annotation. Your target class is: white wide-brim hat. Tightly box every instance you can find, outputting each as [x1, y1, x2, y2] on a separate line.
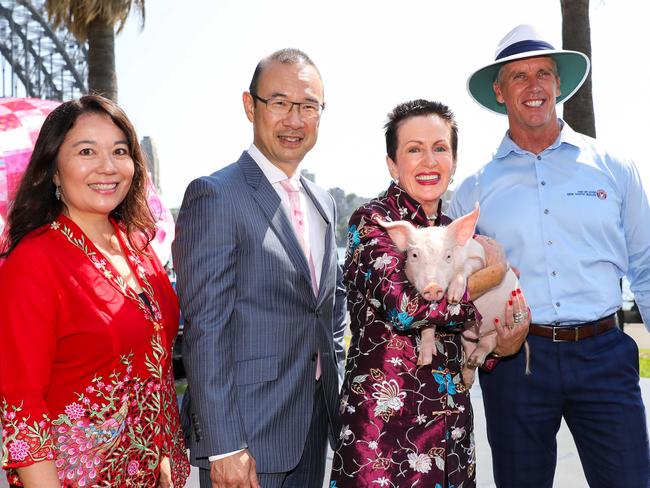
[467, 24, 591, 115]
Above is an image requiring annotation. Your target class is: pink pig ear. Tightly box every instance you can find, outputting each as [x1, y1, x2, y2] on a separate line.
[376, 219, 417, 252]
[447, 202, 480, 246]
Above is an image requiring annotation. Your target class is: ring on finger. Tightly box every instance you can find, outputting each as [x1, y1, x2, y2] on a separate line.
[513, 311, 527, 324]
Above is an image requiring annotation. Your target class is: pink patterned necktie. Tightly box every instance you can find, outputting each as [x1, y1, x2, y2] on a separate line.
[279, 179, 319, 296]
[279, 178, 321, 379]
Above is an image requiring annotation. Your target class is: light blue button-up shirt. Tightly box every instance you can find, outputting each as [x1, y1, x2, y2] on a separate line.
[449, 120, 650, 330]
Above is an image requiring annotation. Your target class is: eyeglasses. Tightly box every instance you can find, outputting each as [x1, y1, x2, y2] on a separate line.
[252, 94, 325, 119]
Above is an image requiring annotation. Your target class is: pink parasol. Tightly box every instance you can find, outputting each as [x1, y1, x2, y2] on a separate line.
[0, 98, 175, 264]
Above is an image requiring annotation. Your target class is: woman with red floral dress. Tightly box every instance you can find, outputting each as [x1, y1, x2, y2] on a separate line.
[329, 100, 529, 487]
[0, 95, 189, 487]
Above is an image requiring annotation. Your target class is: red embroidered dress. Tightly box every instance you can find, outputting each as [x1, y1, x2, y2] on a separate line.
[0, 215, 190, 487]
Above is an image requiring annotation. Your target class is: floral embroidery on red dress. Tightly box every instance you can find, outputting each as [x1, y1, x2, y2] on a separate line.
[1, 217, 189, 487]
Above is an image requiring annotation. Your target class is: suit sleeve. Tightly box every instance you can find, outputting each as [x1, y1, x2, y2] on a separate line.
[172, 177, 247, 457]
[330, 196, 347, 384]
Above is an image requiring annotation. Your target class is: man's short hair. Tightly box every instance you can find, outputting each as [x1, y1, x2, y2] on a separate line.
[249, 48, 321, 96]
[384, 99, 459, 162]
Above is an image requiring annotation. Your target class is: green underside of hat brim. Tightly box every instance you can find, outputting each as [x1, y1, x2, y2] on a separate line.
[468, 52, 590, 115]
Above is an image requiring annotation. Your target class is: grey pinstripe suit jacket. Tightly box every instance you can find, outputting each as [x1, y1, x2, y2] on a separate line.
[172, 151, 347, 472]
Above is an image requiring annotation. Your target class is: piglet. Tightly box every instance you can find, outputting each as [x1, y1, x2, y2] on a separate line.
[379, 204, 524, 388]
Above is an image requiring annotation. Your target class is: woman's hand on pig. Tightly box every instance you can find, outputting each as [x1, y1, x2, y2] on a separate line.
[492, 288, 530, 357]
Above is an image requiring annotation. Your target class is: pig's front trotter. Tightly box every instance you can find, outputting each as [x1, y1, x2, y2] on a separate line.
[466, 354, 484, 369]
[417, 326, 437, 366]
[462, 365, 477, 389]
[446, 273, 467, 304]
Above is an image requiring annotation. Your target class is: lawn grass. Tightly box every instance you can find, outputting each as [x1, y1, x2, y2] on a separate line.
[641, 349, 650, 378]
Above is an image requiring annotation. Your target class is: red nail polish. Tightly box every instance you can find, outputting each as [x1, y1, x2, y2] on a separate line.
[494, 318, 499, 324]
[511, 290, 517, 297]
[516, 288, 522, 295]
[508, 300, 513, 306]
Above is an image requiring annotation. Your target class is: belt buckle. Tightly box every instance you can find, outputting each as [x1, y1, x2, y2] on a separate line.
[552, 326, 579, 342]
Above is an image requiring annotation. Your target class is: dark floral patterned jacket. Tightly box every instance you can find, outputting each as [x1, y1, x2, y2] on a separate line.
[330, 183, 477, 488]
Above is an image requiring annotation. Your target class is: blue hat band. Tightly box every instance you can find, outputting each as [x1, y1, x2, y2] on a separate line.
[496, 39, 555, 60]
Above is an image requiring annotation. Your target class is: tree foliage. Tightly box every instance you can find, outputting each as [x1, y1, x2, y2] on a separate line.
[45, 0, 145, 101]
[45, 0, 144, 41]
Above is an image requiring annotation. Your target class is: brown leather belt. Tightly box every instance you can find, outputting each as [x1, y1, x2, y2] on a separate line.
[528, 314, 618, 342]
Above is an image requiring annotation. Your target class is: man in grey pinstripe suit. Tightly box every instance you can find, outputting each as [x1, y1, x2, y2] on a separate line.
[173, 48, 347, 488]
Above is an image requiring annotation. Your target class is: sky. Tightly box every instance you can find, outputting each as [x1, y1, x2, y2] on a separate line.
[113, 0, 650, 209]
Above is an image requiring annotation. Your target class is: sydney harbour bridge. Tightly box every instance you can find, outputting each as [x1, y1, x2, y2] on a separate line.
[0, 0, 86, 100]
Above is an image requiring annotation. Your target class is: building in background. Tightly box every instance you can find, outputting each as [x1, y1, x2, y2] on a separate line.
[141, 135, 160, 191]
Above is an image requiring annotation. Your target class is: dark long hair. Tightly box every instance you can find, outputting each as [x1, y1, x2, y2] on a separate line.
[1, 95, 155, 256]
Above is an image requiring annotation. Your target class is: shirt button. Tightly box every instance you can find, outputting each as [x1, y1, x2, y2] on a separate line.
[551, 271, 557, 276]
[556, 302, 561, 307]
[547, 240, 553, 245]
[544, 209, 550, 215]
[541, 180, 546, 186]
[537, 155, 542, 160]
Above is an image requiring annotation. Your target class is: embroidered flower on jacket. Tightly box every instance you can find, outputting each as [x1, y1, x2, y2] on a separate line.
[388, 357, 403, 367]
[368, 440, 378, 450]
[451, 426, 466, 440]
[416, 414, 427, 425]
[372, 379, 406, 416]
[407, 452, 432, 473]
[373, 477, 390, 486]
[127, 460, 139, 475]
[339, 425, 352, 440]
[388, 309, 414, 330]
[64, 402, 85, 421]
[433, 372, 457, 395]
[348, 225, 361, 250]
[8, 439, 30, 461]
[373, 253, 392, 270]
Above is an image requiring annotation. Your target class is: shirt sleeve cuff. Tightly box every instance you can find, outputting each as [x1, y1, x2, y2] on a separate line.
[208, 448, 246, 462]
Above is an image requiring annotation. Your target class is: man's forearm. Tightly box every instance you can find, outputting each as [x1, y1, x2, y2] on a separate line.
[468, 262, 507, 299]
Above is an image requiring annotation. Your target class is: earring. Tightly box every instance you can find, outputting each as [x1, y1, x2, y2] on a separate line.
[449, 176, 454, 185]
[55, 186, 61, 200]
[393, 178, 399, 185]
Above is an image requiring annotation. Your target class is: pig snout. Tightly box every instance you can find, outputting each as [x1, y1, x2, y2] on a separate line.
[422, 283, 445, 301]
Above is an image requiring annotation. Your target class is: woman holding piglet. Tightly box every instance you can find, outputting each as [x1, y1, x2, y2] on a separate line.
[329, 99, 529, 487]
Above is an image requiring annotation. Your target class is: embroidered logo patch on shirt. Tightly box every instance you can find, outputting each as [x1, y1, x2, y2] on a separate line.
[566, 189, 607, 200]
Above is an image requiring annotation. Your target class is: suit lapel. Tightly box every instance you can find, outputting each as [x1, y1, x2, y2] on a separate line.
[238, 152, 313, 289]
[301, 176, 333, 302]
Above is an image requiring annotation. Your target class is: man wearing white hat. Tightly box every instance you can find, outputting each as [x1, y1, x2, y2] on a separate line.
[450, 24, 650, 487]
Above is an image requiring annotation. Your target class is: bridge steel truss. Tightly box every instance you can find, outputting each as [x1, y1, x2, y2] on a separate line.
[0, 0, 87, 100]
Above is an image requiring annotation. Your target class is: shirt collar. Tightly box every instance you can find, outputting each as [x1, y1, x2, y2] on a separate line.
[385, 182, 442, 227]
[248, 143, 302, 188]
[493, 118, 580, 160]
